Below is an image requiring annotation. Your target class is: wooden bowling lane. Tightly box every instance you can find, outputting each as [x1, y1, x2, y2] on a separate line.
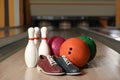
[91, 27, 120, 41]
[0, 40, 120, 80]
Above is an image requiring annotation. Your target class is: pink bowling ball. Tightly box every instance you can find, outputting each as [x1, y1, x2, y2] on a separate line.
[48, 36, 65, 56]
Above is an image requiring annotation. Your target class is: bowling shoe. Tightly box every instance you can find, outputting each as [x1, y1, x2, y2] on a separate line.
[37, 55, 65, 75]
[54, 56, 81, 75]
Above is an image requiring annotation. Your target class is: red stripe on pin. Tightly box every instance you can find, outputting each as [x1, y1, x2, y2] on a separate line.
[41, 38, 47, 40]
[28, 38, 34, 40]
[34, 38, 40, 40]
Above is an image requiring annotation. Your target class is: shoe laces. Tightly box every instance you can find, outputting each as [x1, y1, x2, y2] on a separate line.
[47, 56, 57, 66]
[62, 56, 72, 65]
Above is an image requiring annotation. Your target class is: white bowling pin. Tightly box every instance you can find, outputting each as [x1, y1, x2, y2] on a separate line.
[34, 27, 40, 49]
[38, 27, 51, 56]
[25, 27, 38, 68]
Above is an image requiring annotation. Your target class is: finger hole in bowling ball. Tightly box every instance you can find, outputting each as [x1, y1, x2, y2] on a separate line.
[69, 48, 72, 50]
[68, 52, 71, 55]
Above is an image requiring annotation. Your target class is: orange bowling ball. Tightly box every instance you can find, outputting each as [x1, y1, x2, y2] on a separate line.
[60, 38, 90, 67]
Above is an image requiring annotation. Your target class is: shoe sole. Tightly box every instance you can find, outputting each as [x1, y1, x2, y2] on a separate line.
[37, 65, 65, 76]
[66, 72, 81, 76]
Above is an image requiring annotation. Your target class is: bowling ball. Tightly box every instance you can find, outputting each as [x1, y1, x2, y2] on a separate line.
[78, 36, 96, 62]
[48, 36, 65, 56]
[48, 36, 57, 47]
[60, 38, 90, 67]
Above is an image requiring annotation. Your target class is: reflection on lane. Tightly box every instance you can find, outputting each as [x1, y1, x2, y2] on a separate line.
[92, 27, 120, 41]
[0, 27, 25, 39]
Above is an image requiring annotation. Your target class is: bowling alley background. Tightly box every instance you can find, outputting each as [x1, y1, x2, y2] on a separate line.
[0, 0, 120, 80]
[1, 0, 120, 39]
[0, 0, 31, 38]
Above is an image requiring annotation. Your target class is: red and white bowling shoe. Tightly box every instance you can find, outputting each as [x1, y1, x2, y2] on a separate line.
[37, 55, 65, 75]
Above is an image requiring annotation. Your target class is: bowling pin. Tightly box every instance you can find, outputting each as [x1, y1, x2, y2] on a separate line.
[34, 27, 40, 49]
[34, 27, 40, 62]
[25, 27, 38, 68]
[38, 27, 51, 56]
